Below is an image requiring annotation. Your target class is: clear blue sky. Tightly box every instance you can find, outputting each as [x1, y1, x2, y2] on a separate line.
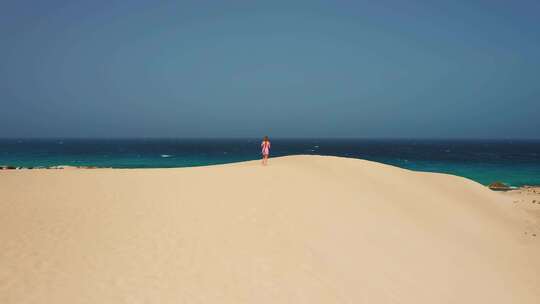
[1, 0, 539, 138]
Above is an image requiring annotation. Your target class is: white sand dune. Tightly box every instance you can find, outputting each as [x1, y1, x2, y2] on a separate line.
[1, 155, 539, 303]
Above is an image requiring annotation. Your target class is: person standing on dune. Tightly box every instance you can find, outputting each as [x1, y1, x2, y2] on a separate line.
[261, 136, 271, 165]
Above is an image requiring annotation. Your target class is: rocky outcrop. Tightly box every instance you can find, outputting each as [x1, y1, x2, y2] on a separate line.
[488, 181, 511, 191]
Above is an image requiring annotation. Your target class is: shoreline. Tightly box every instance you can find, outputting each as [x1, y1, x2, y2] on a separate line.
[2, 138, 538, 187]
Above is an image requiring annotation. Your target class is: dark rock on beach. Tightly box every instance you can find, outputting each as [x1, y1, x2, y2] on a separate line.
[488, 181, 511, 191]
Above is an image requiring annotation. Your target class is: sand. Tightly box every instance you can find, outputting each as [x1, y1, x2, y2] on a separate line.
[1, 155, 539, 303]
[502, 186, 540, 239]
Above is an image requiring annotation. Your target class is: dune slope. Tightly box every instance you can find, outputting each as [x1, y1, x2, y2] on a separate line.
[1, 155, 539, 303]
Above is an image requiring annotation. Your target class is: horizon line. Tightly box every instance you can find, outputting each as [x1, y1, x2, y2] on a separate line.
[1, 137, 540, 141]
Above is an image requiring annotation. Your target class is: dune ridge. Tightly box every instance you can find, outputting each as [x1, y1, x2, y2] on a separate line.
[1, 155, 539, 303]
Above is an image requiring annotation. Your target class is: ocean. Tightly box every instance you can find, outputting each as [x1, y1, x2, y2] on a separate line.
[1, 138, 539, 187]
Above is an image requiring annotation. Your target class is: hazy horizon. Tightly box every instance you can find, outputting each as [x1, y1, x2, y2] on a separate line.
[2, 0, 539, 139]
[2, 137, 540, 141]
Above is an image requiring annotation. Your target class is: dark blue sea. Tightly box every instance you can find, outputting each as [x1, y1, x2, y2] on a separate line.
[1, 138, 539, 186]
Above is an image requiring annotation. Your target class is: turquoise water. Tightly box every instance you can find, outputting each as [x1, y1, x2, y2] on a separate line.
[1, 139, 539, 186]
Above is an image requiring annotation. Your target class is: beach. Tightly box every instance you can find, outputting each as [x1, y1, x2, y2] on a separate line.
[1, 155, 539, 303]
